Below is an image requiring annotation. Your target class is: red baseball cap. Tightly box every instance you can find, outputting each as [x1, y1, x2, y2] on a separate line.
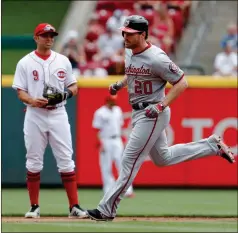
[34, 23, 58, 36]
[105, 94, 117, 102]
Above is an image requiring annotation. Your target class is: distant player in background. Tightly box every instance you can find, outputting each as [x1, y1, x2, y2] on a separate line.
[12, 23, 87, 219]
[92, 95, 134, 197]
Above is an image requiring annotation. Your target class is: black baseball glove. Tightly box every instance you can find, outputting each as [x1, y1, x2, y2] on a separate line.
[43, 84, 73, 106]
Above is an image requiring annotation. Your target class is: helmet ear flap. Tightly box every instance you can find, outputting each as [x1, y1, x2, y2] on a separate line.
[145, 30, 148, 40]
[140, 31, 148, 40]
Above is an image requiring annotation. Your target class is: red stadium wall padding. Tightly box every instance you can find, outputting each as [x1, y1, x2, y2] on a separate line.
[76, 87, 237, 187]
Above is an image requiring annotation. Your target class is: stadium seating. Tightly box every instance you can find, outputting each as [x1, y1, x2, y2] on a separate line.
[80, 0, 191, 76]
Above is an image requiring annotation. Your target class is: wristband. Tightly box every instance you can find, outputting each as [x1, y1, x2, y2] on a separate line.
[64, 89, 73, 100]
[157, 103, 165, 112]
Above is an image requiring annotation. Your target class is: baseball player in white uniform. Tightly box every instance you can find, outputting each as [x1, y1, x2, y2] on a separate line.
[12, 23, 87, 219]
[86, 15, 235, 221]
[92, 95, 134, 197]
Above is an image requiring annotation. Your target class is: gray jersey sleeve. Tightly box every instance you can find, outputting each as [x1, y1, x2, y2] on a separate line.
[152, 52, 184, 85]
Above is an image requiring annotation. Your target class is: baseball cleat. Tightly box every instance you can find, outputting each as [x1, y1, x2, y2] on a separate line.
[25, 204, 40, 218]
[213, 135, 235, 164]
[86, 209, 114, 221]
[68, 204, 88, 219]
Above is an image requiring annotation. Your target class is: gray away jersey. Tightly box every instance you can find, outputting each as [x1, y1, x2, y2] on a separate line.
[125, 43, 184, 105]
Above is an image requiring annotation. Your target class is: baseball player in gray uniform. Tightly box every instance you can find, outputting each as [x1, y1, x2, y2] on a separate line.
[86, 15, 235, 221]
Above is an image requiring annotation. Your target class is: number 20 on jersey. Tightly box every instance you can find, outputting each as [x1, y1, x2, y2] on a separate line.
[134, 80, 153, 94]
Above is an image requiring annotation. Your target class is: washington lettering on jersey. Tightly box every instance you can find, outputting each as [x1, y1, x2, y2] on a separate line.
[125, 43, 184, 105]
[125, 64, 152, 76]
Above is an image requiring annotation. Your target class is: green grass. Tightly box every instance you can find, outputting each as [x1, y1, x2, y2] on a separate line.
[2, 189, 238, 217]
[2, 221, 238, 232]
[2, 0, 70, 35]
[2, 189, 237, 232]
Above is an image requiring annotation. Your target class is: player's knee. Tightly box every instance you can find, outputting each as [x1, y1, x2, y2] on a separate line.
[26, 160, 43, 173]
[57, 160, 75, 173]
[153, 159, 167, 167]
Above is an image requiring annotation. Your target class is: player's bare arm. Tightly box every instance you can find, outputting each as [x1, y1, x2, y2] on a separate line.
[94, 128, 104, 152]
[162, 77, 188, 108]
[120, 75, 128, 88]
[17, 89, 48, 107]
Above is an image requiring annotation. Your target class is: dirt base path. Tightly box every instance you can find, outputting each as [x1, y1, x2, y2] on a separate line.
[2, 216, 238, 223]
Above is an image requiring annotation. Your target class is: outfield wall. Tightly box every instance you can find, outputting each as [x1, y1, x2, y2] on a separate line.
[2, 76, 237, 187]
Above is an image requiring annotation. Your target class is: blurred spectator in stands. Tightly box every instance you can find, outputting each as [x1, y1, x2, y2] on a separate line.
[165, 0, 192, 28]
[213, 42, 237, 78]
[110, 48, 125, 75]
[220, 23, 237, 52]
[165, 0, 184, 42]
[61, 30, 86, 79]
[81, 13, 110, 78]
[85, 13, 105, 43]
[86, 23, 124, 76]
[152, 2, 174, 55]
[83, 40, 99, 63]
[134, 0, 157, 12]
[147, 34, 161, 47]
[165, 1, 191, 13]
[133, 0, 156, 26]
[81, 42, 109, 78]
[96, 9, 114, 27]
[106, 9, 127, 34]
[181, 1, 192, 28]
[161, 36, 174, 56]
[96, 24, 124, 58]
[96, 0, 116, 11]
[153, 3, 174, 39]
[82, 62, 109, 78]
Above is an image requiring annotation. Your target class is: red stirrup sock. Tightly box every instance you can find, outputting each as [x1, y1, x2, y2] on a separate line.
[26, 171, 40, 206]
[61, 171, 79, 208]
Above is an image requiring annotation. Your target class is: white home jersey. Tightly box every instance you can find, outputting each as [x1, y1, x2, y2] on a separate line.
[125, 43, 184, 105]
[92, 106, 123, 139]
[12, 50, 76, 107]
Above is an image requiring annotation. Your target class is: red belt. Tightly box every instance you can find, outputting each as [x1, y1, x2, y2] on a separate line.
[24, 106, 57, 112]
[41, 106, 57, 110]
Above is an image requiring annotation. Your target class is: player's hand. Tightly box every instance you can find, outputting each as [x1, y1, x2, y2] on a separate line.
[109, 82, 122, 95]
[30, 98, 48, 108]
[96, 140, 104, 153]
[145, 104, 164, 118]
